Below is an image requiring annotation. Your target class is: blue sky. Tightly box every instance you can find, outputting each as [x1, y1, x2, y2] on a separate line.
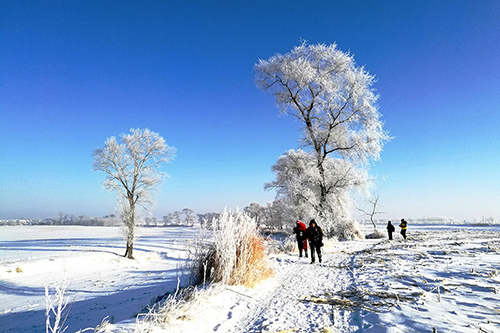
[1, 1, 499, 221]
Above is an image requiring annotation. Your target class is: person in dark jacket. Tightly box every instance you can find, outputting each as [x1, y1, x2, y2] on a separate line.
[305, 219, 323, 264]
[387, 221, 395, 240]
[293, 220, 308, 258]
[399, 218, 408, 239]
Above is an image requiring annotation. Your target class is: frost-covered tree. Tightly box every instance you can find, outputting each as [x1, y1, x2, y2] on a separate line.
[244, 203, 264, 224]
[357, 192, 385, 232]
[197, 212, 220, 228]
[182, 208, 197, 226]
[256, 42, 389, 235]
[93, 128, 175, 258]
[266, 149, 366, 234]
[265, 199, 296, 230]
[163, 212, 176, 226]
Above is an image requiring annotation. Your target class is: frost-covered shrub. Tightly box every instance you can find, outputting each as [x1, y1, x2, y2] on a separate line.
[192, 209, 273, 287]
[45, 281, 70, 333]
[135, 284, 204, 332]
[334, 219, 365, 240]
[45, 280, 111, 333]
[282, 235, 298, 253]
[262, 232, 296, 254]
[365, 230, 386, 239]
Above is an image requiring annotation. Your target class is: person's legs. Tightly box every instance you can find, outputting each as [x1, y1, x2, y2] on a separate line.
[388, 232, 392, 240]
[316, 245, 322, 263]
[309, 242, 316, 263]
[297, 240, 303, 257]
[303, 240, 308, 257]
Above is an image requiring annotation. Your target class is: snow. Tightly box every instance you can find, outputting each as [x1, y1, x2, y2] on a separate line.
[0, 226, 197, 332]
[1, 224, 500, 332]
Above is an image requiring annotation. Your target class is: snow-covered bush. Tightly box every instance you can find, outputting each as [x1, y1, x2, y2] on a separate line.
[333, 219, 365, 240]
[282, 235, 297, 253]
[260, 232, 296, 254]
[192, 209, 273, 287]
[365, 230, 386, 239]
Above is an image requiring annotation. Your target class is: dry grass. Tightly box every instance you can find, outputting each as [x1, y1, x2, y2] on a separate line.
[230, 234, 273, 287]
[194, 209, 273, 287]
[301, 288, 424, 313]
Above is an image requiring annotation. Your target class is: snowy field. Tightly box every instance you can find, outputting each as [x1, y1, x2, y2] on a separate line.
[1, 224, 500, 332]
[0, 226, 197, 332]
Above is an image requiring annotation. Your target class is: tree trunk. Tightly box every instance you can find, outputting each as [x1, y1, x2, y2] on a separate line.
[316, 157, 329, 223]
[124, 199, 135, 259]
[124, 239, 134, 259]
[370, 216, 377, 232]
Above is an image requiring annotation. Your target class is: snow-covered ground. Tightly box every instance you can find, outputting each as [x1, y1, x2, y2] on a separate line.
[1, 224, 500, 332]
[0, 226, 197, 332]
[130, 225, 499, 333]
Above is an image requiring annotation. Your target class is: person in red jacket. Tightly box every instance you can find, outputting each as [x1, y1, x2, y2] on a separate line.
[293, 220, 308, 258]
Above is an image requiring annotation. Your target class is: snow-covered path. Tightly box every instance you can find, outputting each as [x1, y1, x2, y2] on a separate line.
[153, 240, 372, 333]
[235, 251, 357, 332]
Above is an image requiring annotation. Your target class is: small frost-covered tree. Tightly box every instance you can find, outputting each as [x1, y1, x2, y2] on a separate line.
[182, 208, 197, 226]
[357, 192, 386, 232]
[256, 42, 389, 235]
[244, 203, 264, 225]
[266, 149, 367, 234]
[93, 128, 175, 258]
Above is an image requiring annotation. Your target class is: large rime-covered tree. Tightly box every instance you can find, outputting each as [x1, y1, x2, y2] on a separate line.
[93, 128, 175, 258]
[256, 42, 389, 236]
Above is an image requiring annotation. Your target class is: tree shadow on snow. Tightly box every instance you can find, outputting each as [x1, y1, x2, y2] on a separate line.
[0, 268, 190, 332]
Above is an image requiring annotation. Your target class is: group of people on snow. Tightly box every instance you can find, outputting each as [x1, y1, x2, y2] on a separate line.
[293, 219, 324, 264]
[386, 218, 407, 240]
[293, 218, 408, 263]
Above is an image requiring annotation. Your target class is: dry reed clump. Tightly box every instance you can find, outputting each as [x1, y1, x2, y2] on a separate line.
[194, 209, 273, 288]
[136, 211, 273, 332]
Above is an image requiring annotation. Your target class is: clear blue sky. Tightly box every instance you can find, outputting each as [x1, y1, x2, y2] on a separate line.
[1, 1, 499, 221]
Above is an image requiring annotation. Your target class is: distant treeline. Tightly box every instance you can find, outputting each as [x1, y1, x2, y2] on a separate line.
[0, 209, 222, 227]
[361, 216, 498, 225]
[3, 210, 496, 227]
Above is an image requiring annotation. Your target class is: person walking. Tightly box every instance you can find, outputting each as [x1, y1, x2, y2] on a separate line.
[293, 220, 308, 258]
[399, 218, 408, 239]
[387, 221, 395, 240]
[306, 219, 323, 264]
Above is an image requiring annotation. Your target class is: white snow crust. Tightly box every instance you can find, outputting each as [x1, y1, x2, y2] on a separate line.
[1, 225, 499, 332]
[0, 226, 197, 332]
